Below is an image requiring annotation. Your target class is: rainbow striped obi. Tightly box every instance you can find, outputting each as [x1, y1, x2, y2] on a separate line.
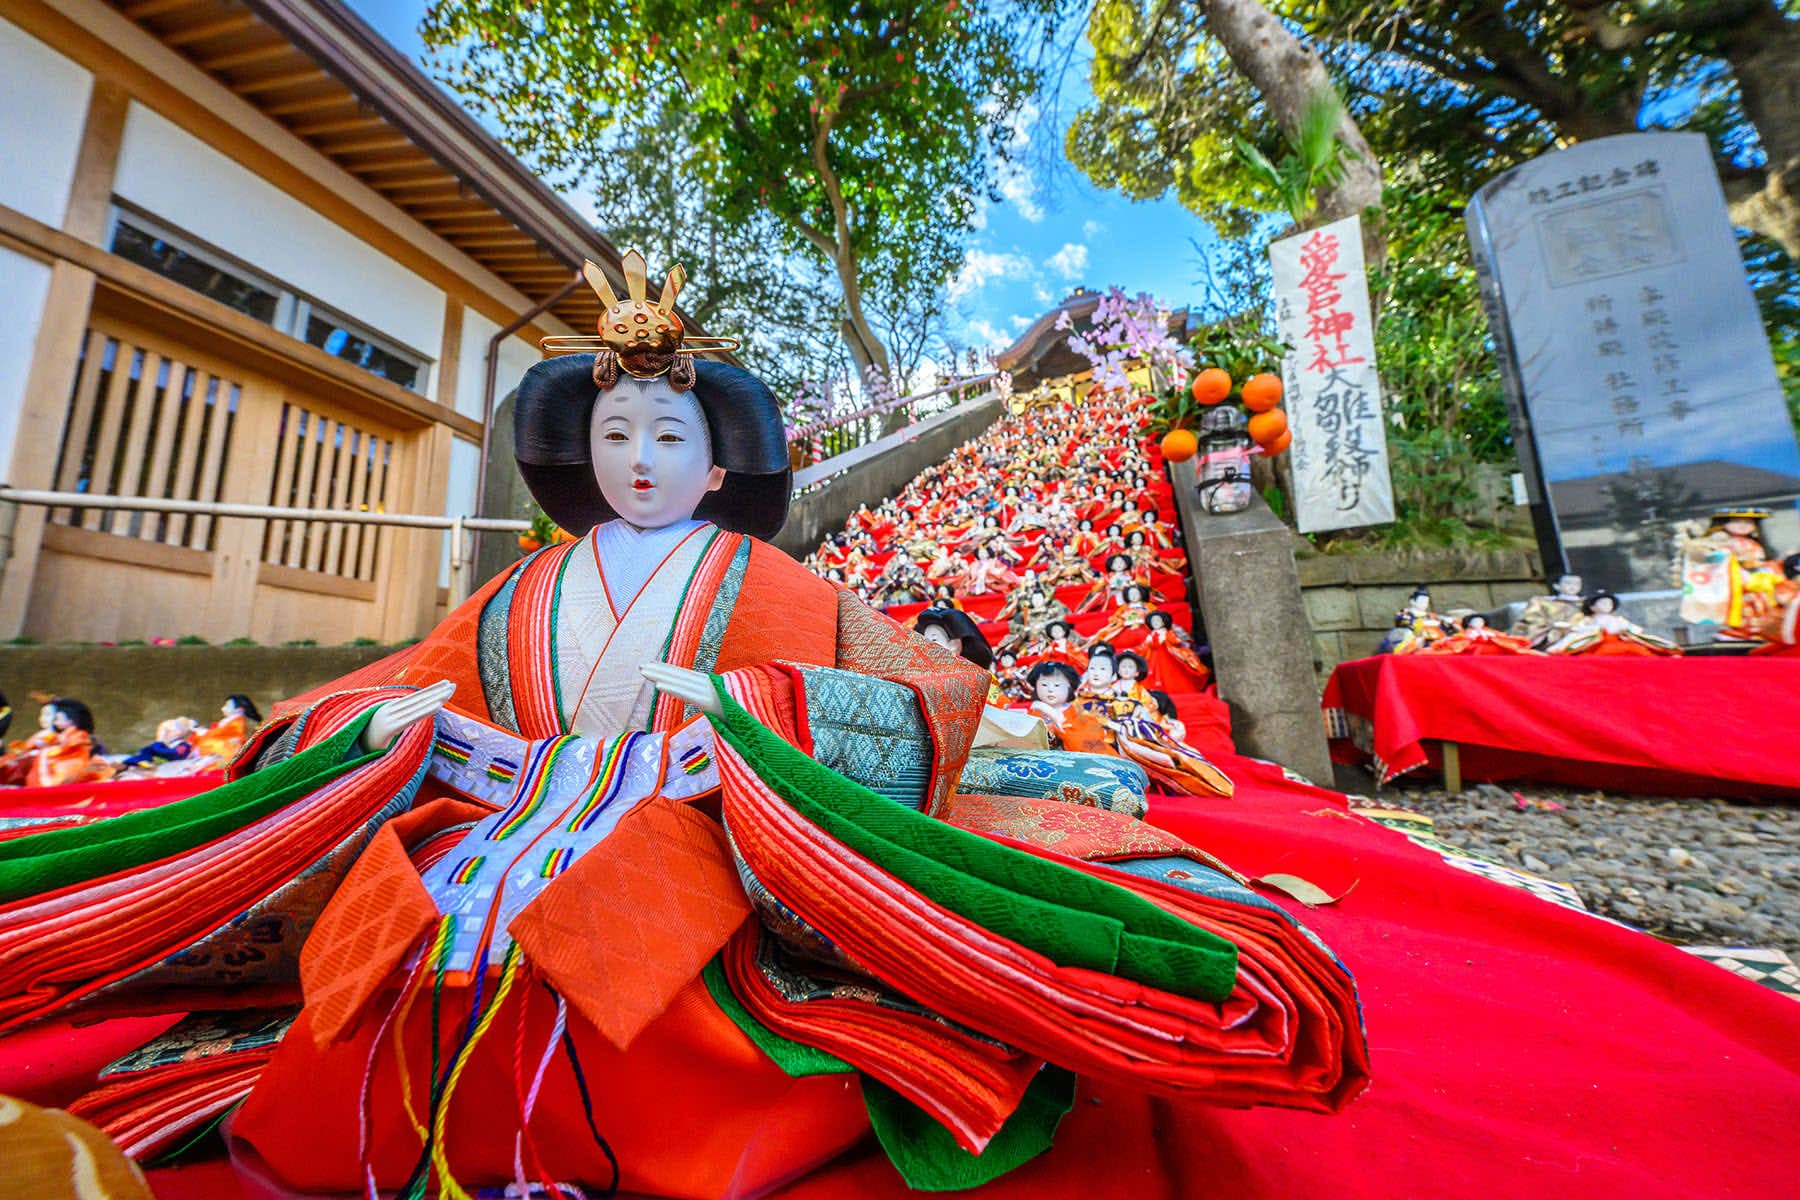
[416, 710, 721, 975]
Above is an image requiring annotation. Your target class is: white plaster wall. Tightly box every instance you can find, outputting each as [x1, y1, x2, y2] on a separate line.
[456, 306, 542, 423]
[0, 248, 53, 477]
[113, 103, 446, 363]
[440, 434, 481, 587]
[0, 19, 92, 228]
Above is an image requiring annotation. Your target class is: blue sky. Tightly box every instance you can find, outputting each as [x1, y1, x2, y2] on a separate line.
[347, 0, 1220, 359]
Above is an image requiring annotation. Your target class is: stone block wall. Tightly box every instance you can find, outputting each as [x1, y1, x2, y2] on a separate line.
[1299, 546, 1546, 679]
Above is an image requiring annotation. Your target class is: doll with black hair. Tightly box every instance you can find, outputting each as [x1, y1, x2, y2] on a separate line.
[161, 254, 1361, 1197]
[913, 604, 994, 672]
[1090, 583, 1158, 649]
[191, 693, 262, 759]
[1020, 617, 1088, 672]
[0, 696, 103, 788]
[1140, 609, 1211, 691]
[1546, 590, 1680, 656]
[1076, 553, 1141, 614]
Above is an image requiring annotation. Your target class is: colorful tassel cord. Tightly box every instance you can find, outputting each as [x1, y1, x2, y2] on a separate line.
[430, 943, 527, 1200]
[548, 981, 620, 1198]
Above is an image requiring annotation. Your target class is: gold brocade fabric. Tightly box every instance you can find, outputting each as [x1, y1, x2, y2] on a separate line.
[831, 589, 988, 814]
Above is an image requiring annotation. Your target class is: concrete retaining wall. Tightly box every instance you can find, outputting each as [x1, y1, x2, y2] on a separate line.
[1299, 546, 1546, 678]
[0, 644, 399, 751]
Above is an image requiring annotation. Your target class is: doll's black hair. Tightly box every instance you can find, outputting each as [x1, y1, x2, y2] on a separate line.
[514, 355, 791, 539]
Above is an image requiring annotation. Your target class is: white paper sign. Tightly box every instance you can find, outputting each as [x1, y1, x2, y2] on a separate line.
[1270, 215, 1395, 532]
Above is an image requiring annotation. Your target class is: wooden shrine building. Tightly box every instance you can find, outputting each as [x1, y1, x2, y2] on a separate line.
[0, 0, 660, 643]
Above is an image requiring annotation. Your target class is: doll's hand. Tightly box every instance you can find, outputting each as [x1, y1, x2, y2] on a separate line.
[360, 680, 455, 754]
[640, 663, 724, 717]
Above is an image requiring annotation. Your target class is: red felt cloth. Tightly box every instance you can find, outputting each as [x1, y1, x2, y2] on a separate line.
[7, 749, 1786, 1200]
[0, 773, 221, 828]
[1324, 653, 1800, 797]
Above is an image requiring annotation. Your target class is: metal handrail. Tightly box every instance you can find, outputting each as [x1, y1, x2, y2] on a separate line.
[786, 372, 998, 443]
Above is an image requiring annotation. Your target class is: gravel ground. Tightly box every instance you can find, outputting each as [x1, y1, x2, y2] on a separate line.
[1359, 776, 1800, 956]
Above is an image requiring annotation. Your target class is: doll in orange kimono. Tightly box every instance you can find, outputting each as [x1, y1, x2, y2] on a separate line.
[2, 256, 1366, 1199]
[189, 695, 261, 759]
[1139, 609, 1211, 690]
[0, 698, 104, 788]
[1545, 591, 1680, 656]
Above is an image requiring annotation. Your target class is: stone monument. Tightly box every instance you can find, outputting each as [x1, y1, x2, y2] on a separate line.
[1466, 131, 1800, 593]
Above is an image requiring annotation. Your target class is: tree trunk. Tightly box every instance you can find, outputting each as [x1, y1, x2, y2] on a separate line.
[1204, 0, 1387, 272]
[1720, 3, 1800, 259]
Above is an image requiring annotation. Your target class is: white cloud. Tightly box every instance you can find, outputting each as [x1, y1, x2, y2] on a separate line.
[1082, 219, 1106, 239]
[947, 246, 1033, 306]
[997, 161, 1043, 223]
[964, 317, 1007, 347]
[1033, 282, 1054, 304]
[1010, 314, 1032, 330]
[990, 101, 1043, 223]
[1047, 242, 1089, 281]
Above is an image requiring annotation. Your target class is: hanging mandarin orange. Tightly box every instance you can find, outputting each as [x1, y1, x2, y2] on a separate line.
[1242, 373, 1283, 412]
[1191, 367, 1232, 405]
[1248, 408, 1289, 446]
[1263, 429, 1292, 455]
[1160, 427, 1199, 463]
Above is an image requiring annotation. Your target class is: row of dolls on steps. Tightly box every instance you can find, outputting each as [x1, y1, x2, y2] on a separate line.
[0, 692, 261, 788]
[911, 603, 1230, 798]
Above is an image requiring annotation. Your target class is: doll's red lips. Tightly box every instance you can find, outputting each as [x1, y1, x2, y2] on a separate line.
[631, 479, 653, 491]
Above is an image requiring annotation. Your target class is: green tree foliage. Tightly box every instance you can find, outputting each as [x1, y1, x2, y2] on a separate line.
[1072, 0, 1800, 544]
[420, 0, 1066, 383]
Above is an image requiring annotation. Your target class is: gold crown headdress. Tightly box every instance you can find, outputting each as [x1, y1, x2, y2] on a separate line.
[540, 250, 740, 391]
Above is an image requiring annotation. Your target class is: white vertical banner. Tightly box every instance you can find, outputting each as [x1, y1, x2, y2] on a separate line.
[1270, 215, 1395, 532]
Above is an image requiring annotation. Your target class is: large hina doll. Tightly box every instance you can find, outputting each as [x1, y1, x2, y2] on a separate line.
[0, 255, 1366, 1198]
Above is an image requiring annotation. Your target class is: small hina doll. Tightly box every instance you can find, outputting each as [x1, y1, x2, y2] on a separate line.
[1077, 553, 1141, 614]
[1110, 650, 1160, 712]
[1511, 572, 1586, 648]
[118, 717, 200, 774]
[1090, 584, 1158, 649]
[1023, 618, 1089, 672]
[191, 694, 261, 759]
[0, 698, 104, 788]
[1139, 609, 1211, 691]
[963, 543, 1021, 597]
[1389, 586, 1446, 654]
[1546, 591, 1681, 656]
[1420, 614, 1539, 656]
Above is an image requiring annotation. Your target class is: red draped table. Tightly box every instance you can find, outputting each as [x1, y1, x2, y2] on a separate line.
[1323, 654, 1800, 797]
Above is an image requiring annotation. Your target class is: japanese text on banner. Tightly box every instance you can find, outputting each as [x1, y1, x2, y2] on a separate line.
[1270, 215, 1395, 533]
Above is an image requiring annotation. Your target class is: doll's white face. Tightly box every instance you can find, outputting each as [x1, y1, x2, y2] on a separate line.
[1118, 658, 1142, 682]
[589, 377, 726, 529]
[920, 624, 956, 652]
[1085, 658, 1116, 688]
[1035, 674, 1072, 705]
[37, 704, 54, 731]
[48, 706, 71, 732]
[1726, 519, 1756, 537]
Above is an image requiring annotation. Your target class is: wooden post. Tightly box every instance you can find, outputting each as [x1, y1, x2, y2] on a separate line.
[0, 80, 127, 636]
[436, 297, 464, 415]
[378, 421, 452, 643]
[1440, 740, 1463, 795]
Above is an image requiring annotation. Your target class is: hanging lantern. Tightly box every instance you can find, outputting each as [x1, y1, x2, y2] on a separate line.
[1196, 406, 1254, 514]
